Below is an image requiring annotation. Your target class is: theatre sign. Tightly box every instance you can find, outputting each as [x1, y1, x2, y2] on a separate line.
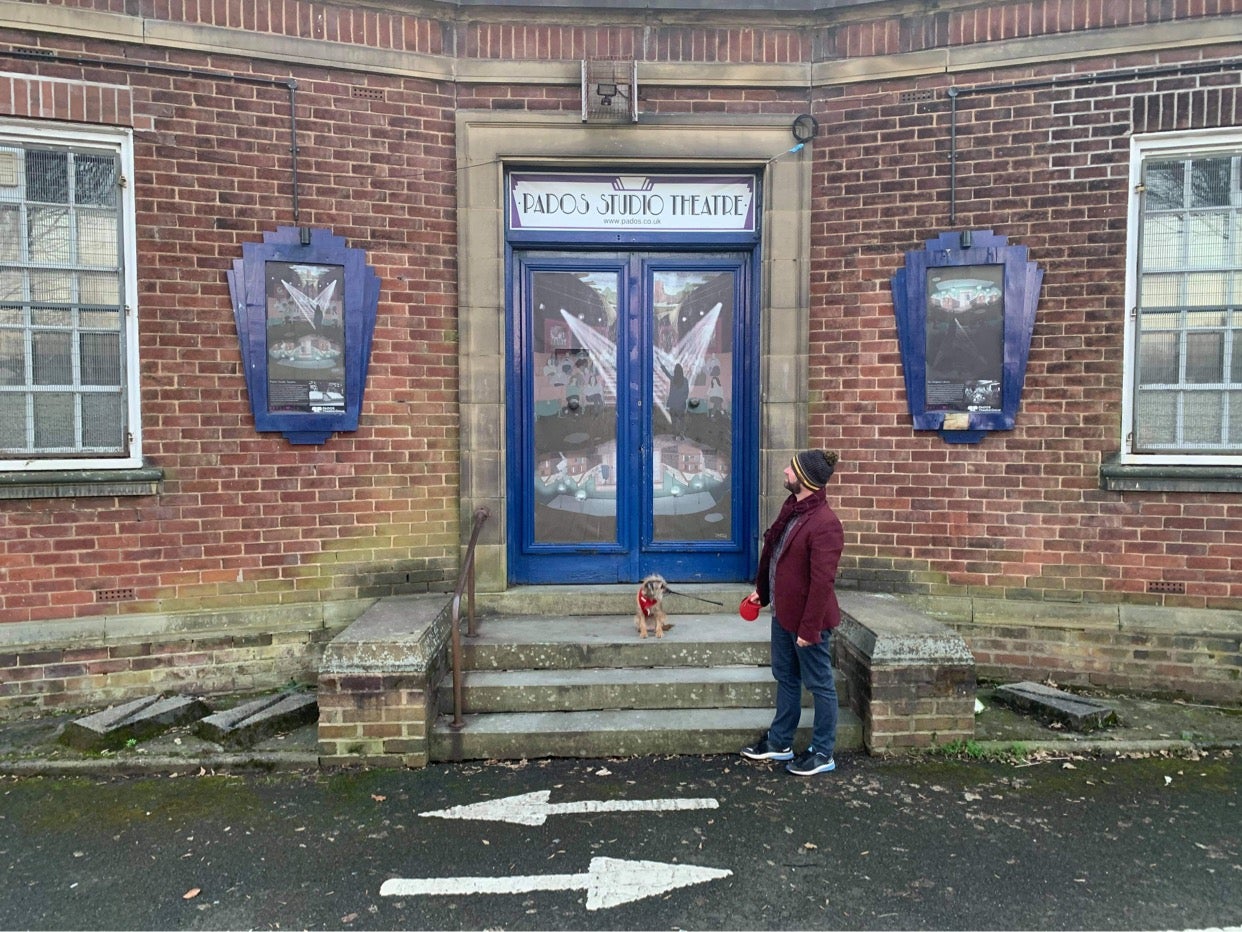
[508, 172, 757, 233]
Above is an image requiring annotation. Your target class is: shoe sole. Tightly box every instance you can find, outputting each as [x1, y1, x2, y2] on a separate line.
[740, 750, 794, 761]
[786, 761, 836, 775]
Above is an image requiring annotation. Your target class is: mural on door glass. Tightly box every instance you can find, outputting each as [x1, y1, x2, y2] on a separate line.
[528, 267, 736, 546]
[651, 270, 733, 542]
[530, 270, 619, 544]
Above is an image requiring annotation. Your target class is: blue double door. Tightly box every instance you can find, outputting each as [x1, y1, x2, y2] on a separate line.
[507, 250, 759, 584]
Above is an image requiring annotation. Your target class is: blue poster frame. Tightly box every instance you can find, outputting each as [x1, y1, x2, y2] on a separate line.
[891, 230, 1043, 444]
[228, 227, 380, 445]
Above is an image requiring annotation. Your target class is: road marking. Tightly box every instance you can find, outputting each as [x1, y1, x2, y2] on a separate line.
[418, 789, 719, 826]
[379, 856, 732, 910]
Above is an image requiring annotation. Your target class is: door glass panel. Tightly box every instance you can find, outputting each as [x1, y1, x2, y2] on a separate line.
[650, 269, 734, 542]
[529, 270, 620, 544]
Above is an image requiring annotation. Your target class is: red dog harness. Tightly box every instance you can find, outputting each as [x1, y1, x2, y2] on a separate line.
[637, 591, 659, 618]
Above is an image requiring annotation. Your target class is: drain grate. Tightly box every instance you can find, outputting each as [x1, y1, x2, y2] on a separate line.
[1147, 580, 1186, 595]
[96, 587, 136, 602]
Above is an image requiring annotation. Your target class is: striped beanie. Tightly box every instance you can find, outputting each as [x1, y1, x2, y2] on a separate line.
[790, 449, 839, 491]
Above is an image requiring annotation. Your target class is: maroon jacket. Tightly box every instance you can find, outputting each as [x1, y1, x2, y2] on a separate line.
[754, 488, 845, 644]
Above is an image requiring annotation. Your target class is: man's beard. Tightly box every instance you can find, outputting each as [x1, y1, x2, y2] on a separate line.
[784, 477, 802, 495]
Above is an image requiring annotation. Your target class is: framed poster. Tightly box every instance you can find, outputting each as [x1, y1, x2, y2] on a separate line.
[891, 231, 1042, 443]
[229, 228, 380, 445]
[264, 261, 347, 415]
[924, 264, 1005, 414]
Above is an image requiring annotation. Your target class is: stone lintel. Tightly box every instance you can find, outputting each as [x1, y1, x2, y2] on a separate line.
[59, 694, 209, 751]
[993, 681, 1119, 733]
[196, 693, 319, 748]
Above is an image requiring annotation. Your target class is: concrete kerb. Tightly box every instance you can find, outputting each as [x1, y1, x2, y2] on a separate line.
[0, 750, 322, 777]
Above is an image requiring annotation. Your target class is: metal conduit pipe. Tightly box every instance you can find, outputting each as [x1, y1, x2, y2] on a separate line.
[5, 47, 303, 226]
[945, 57, 1242, 223]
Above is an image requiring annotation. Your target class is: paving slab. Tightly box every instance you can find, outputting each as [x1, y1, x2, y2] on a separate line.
[195, 692, 319, 749]
[59, 695, 210, 751]
[992, 681, 1119, 732]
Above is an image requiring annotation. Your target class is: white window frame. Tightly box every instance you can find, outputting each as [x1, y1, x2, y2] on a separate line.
[0, 119, 142, 472]
[1121, 126, 1242, 466]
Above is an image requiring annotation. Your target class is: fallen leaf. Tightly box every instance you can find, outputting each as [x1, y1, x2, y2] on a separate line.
[804, 842, 818, 850]
[341, 912, 358, 923]
[1164, 776, 1173, 786]
[371, 794, 386, 802]
[595, 767, 612, 776]
[1062, 763, 1077, 770]
[183, 888, 200, 900]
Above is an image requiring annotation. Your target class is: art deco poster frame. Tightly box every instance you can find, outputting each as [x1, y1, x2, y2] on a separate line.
[890, 230, 1043, 444]
[228, 227, 380, 445]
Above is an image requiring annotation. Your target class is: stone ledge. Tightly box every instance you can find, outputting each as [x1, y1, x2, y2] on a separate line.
[1120, 604, 1242, 636]
[838, 592, 976, 667]
[836, 592, 976, 754]
[0, 465, 163, 501]
[0, 599, 370, 650]
[1099, 455, 1242, 494]
[319, 594, 452, 674]
[317, 594, 453, 768]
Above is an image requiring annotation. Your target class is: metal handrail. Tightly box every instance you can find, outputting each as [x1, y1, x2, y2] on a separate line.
[449, 506, 490, 730]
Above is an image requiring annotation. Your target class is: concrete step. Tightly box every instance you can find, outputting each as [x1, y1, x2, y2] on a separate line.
[438, 665, 798, 714]
[430, 706, 864, 762]
[478, 583, 753, 618]
[459, 614, 771, 670]
[430, 611, 859, 764]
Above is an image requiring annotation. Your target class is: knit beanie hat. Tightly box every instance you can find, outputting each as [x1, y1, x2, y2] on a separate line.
[791, 449, 839, 491]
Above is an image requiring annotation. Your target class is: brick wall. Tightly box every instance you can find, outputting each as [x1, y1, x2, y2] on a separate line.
[0, 47, 461, 628]
[316, 672, 436, 768]
[809, 56, 1242, 610]
[957, 614, 1242, 704]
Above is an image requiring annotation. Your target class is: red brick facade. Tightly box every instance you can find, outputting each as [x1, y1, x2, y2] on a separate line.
[1, 0, 1239, 713]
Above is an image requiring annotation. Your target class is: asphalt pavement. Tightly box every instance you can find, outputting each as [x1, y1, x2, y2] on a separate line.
[0, 745, 1238, 930]
[0, 685, 1240, 930]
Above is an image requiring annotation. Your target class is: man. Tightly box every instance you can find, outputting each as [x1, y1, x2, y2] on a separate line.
[740, 449, 844, 776]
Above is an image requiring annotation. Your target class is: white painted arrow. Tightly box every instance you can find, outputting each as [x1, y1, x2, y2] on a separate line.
[380, 856, 732, 910]
[418, 789, 719, 826]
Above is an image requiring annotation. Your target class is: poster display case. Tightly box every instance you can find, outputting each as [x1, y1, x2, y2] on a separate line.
[891, 230, 1043, 443]
[228, 227, 380, 445]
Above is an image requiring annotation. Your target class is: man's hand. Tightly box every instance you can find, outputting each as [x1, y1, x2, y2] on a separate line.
[796, 637, 811, 647]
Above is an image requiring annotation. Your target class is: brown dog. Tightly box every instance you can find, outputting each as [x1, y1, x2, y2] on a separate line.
[635, 573, 674, 638]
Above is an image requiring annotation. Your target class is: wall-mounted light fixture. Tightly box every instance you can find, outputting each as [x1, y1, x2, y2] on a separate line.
[596, 82, 620, 106]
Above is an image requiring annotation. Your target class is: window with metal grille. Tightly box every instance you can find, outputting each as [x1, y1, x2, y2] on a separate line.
[0, 126, 137, 467]
[1131, 139, 1242, 456]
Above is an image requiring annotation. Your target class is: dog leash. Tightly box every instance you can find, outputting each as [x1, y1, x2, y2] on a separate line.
[663, 588, 724, 606]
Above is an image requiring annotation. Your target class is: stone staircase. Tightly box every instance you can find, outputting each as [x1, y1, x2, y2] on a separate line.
[427, 586, 864, 762]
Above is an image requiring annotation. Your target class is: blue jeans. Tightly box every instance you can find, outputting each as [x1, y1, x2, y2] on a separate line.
[766, 617, 837, 754]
